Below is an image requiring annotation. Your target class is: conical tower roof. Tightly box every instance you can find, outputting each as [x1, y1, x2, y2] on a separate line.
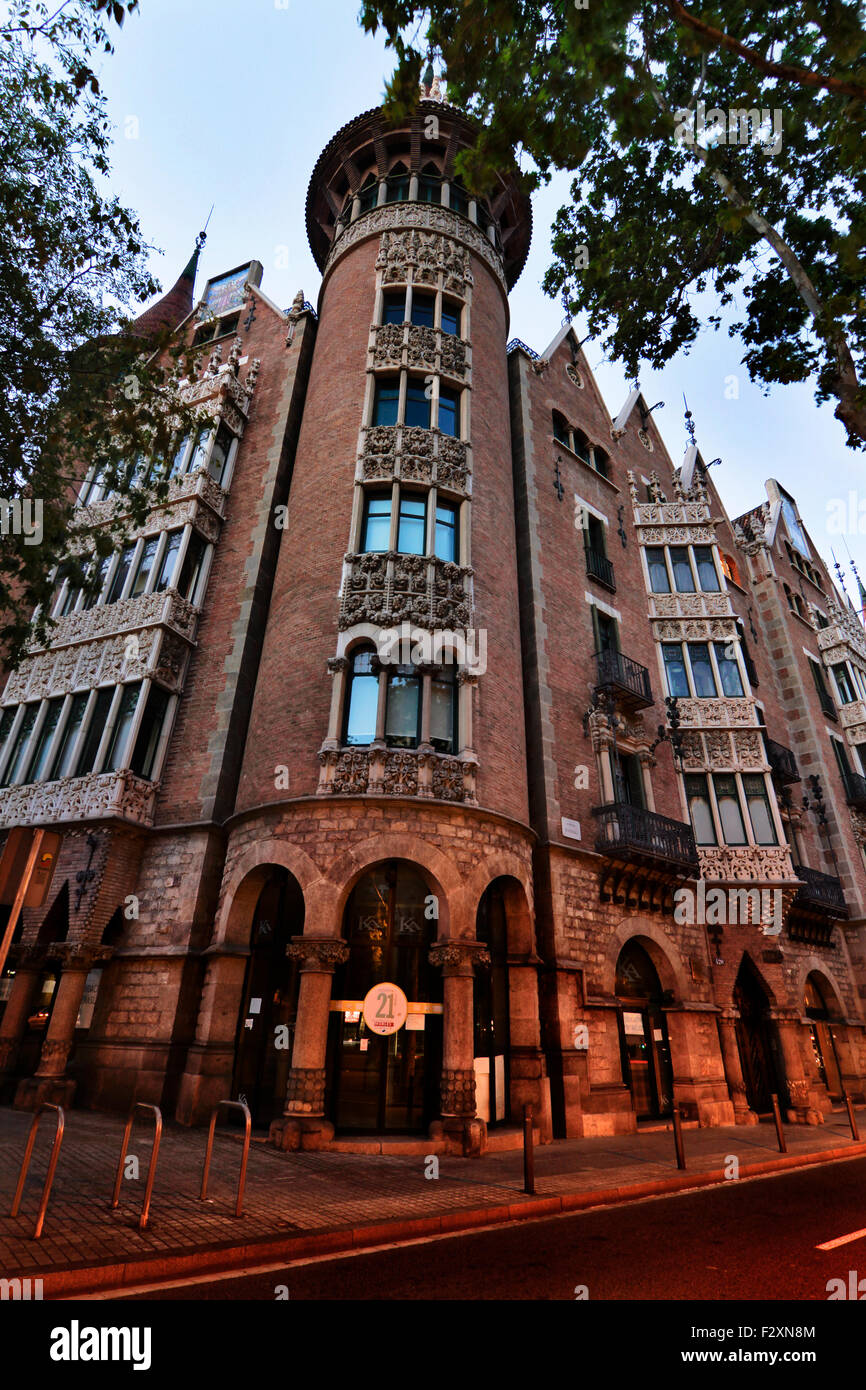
[132, 236, 204, 338]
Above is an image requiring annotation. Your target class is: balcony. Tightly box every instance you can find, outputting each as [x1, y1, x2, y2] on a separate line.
[765, 738, 800, 785]
[791, 865, 848, 919]
[0, 770, 157, 830]
[585, 547, 615, 591]
[593, 802, 699, 875]
[593, 648, 653, 711]
[841, 768, 866, 809]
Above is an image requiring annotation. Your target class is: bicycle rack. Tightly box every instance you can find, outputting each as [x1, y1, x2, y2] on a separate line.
[199, 1100, 251, 1217]
[110, 1102, 162, 1231]
[10, 1103, 65, 1240]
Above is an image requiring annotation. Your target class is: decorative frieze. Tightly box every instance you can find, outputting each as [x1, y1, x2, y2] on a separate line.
[0, 769, 157, 829]
[634, 503, 711, 527]
[370, 322, 469, 381]
[317, 746, 477, 804]
[839, 700, 866, 738]
[698, 846, 799, 883]
[653, 617, 737, 642]
[679, 728, 766, 770]
[649, 593, 733, 620]
[339, 552, 473, 630]
[325, 205, 504, 293]
[23, 587, 199, 662]
[639, 524, 717, 545]
[72, 466, 228, 535]
[359, 424, 470, 496]
[676, 698, 756, 728]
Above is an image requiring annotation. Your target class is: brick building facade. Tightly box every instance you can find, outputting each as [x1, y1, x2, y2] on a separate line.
[1, 89, 865, 1152]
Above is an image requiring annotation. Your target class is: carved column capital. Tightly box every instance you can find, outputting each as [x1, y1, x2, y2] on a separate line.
[57, 942, 112, 972]
[286, 937, 349, 972]
[327, 656, 349, 675]
[429, 939, 490, 976]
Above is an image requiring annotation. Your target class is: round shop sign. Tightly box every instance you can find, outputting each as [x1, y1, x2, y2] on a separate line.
[363, 982, 408, 1036]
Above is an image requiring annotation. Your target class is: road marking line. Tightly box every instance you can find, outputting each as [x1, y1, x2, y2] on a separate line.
[817, 1227, 866, 1250]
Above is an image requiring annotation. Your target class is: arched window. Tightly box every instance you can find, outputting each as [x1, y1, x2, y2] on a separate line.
[594, 446, 611, 479]
[357, 173, 378, 215]
[418, 162, 441, 203]
[449, 182, 469, 217]
[572, 428, 591, 466]
[552, 411, 570, 447]
[343, 647, 378, 746]
[385, 162, 409, 202]
[720, 552, 742, 587]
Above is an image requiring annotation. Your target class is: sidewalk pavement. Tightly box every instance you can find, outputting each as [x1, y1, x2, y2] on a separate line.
[1, 1104, 864, 1296]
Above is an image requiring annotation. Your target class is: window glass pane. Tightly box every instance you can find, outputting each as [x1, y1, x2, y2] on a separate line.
[166, 434, 190, 479]
[398, 495, 426, 554]
[80, 554, 112, 610]
[441, 301, 460, 336]
[410, 294, 435, 328]
[2, 705, 38, 785]
[103, 684, 141, 773]
[345, 650, 378, 746]
[362, 495, 392, 552]
[646, 547, 670, 593]
[572, 432, 591, 465]
[385, 173, 409, 202]
[404, 382, 431, 429]
[688, 642, 717, 697]
[714, 774, 747, 844]
[385, 669, 420, 747]
[685, 774, 716, 845]
[154, 532, 182, 592]
[743, 774, 777, 845]
[130, 538, 159, 598]
[178, 534, 207, 604]
[434, 504, 457, 562]
[552, 414, 570, 446]
[49, 693, 88, 780]
[130, 686, 170, 779]
[106, 545, 136, 605]
[450, 184, 469, 217]
[437, 388, 458, 437]
[670, 547, 696, 592]
[0, 706, 15, 763]
[358, 177, 378, 213]
[430, 671, 456, 752]
[26, 699, 64, 784]
[694, 546, 720, 591]
[373, 380, 401, 427]
[662, 644, 690, 698]
[75, 688, 114, 776]
[833, 663, 855, 703]
[418, 174, 440, 203]
[714, 642, 744, 696]
[208, 424, 233, 486]
[382, 292, 405, 325]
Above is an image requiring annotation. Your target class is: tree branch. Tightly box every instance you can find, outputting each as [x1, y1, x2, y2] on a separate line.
[665, 0, 866, 101]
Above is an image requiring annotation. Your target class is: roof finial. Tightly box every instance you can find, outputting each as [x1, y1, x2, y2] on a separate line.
[683, 392, 696, 446]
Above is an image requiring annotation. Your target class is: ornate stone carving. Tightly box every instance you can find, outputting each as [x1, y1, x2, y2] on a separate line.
[698, 846, 799, 883]
[648, 593, 732, 619]
[327, 205, 500, 291]
[339, 552, 472, 630]
[358, 425, 469, 496]
[439, 1067, 477, 1117]
[286, 938, 349, 971]
[317, 745, 475, 803]
[382, 750, 419, 796]
[676, 698, 757, 728]
[0, 769, 158, 829]
[429, 941, 491, 971]
[653, 618, 737, 642]
[430, 755, 465, 801]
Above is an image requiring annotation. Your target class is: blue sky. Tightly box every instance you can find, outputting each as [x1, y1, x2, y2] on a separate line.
[94, 0, 866, 598]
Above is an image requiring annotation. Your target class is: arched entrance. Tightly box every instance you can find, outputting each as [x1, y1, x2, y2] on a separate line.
[733, 957, 782, 1114]
[474, 880, 512, 1126]
[231, 868, 304, 1127]
[326, 861, 441, 1133]
[615, 940, 674, 1119]
[804, 973, 844, 1100]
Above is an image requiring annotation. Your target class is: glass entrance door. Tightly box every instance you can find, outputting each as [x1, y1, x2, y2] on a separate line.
[327, 863, 441, 1133]
[616, 942, 674, 1119]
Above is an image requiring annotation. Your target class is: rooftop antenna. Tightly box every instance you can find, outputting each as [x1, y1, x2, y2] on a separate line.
[197, 205, 214, 251]
[683, 392, 696, 446]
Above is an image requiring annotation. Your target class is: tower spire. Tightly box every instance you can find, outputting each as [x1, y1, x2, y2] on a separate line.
[132, 226, 207, 338]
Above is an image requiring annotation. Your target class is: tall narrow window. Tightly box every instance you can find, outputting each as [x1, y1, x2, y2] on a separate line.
[694, 546, 720, 591]
[434, 502, 458, 562]
[80, 553, 112, 611]
[103, 684, 141, 773]
[594, 448, 611, 480]
[662, 644, 690, 698]
[404, 381, 431, 429]
[130, 685, 170, 779]
[208, 424, 233, 486]
[646, 547, 670, 593]
[382, 291, 406, 325]
[441, 300, 461, 336]
[26, 699, 64, 784]
[177, 532, 206, 603]
[572, 429, 591, 466]
[714, 642, 744, 696]
[2, 704, 38, 786]
[594, 608, 618, 653]
[357, 173, 378, 214]
[613, 752, 645, 806]
[397, 495, 426, 554]
[385, 666, 421, 747]
[688, 642, 717, 697]
[0, 706, 15, 766]
[430, 667, 457, 753]
[49, 693, 88, 781]
[362, 494, 392, 553]
[373, 380, 401, 428]
[714, 774, 747, 844]
[344, 649, 378, 746]
[74, 688, 114, 776]
[743, 774, 778, 845]
[832, 663, 856, 704]
[418, 165, 441, 202]
[166, 433, 190, 479]
[438, 387, 459, 437]
[410, 293, 435, 328]
[385, 164, 409, 202]
[129, 537, 159, 599]
[685, 774, 716, 844]
[809, 658, 836, 717]
[154, 531, 182, 592]
[449, 183, 469, 217]
[670, 547, 696, 592]
[106, 544, 136, 605]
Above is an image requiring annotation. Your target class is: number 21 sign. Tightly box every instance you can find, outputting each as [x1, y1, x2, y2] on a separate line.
[363, 982, 408, 1035]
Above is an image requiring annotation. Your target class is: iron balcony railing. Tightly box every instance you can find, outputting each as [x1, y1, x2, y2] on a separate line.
[841, 768, 866, 809]
[792, 864, 848, 917]
[765, 738, 800, 784]
[585, 547, 615, 591]
[593, 648, 653, 709]
[593, 802, 699, 873]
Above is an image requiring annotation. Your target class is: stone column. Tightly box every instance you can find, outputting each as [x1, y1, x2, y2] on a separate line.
[769, 1008, 822, 1124]
[717, 1009, 759, 1124]
[14, 943, 110, 1110]
[269, 936, 348, 1152]
[0, 949, 47, 1086]
[429, 939, 490, 1156]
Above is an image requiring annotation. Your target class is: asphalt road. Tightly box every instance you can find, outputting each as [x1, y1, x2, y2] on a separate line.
[119, 1155, 866, 1301]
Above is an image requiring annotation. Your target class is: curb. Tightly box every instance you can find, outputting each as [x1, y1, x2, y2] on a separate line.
[20, 1137, 866, 1298]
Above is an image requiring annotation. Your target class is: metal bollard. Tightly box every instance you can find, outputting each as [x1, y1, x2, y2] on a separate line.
[844, 1093, 860, 1143]
[671, 1102, 686, 1170]
[200, 1100, 252, 1217]
[11, 1103, 65, 1240]
[110, 1103, 163, 1231]
[770, 1093, 787, 1153]
[523, 1103, 535, 1195]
